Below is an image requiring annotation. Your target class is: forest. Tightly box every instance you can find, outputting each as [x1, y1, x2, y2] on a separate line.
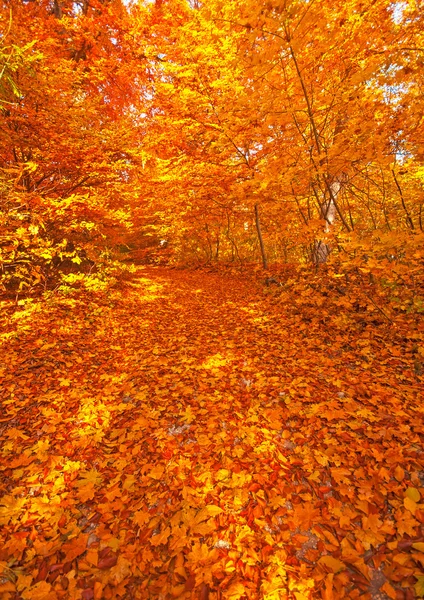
[0, 0, 423, 598]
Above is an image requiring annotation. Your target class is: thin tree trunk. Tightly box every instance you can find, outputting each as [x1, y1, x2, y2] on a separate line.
[53, 0, 63, 19]
[254, 203, 268, 270]
[314, 179, 341, 264]
[226, 214, 241, 264]
[215, 235, 220, 260]
[392, 169, 414, 229]
[289, 39, 351, 233]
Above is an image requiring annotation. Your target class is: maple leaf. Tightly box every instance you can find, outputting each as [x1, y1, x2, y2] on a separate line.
[21, 581, 53, 600]
[226, 581, 247, 599]
[318, 555, 346, 574]
[150, 527, 171, 547]
[293, 503, 321, 530]
[0, 496, 27, 525]
[62, 534, 89, 563]
[148, 465, 165, 479]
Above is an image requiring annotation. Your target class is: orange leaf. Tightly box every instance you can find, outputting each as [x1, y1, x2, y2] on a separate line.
[394, 466, 404, 482]
[149, 465, 165, 479]
[404, 497, 417, 514]
[62, 534, 88, 563]
[226, 581, 246, 599]
[381, 581, 397, 600]
[318, 555, 346, 573]
[21, 581, 53, 600]
[150, 527, 171, 547]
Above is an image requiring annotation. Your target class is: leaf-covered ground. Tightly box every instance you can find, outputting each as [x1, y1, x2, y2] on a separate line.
[0, 267, 423, 600]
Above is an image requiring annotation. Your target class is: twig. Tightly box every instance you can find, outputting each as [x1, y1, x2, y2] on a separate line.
[367, 295, 393, 324]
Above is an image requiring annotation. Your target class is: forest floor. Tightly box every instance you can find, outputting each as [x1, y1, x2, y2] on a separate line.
[0, 266, 423, 600]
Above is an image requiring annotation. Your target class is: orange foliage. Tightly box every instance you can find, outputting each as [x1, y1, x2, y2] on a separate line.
[1, 0, 423, 598]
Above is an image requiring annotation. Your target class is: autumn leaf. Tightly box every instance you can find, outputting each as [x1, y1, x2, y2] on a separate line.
[318, 556, 346, 573]
[226, 581, 247, 599]
[381, 581, 397, 600]
[133, 510, 150, 527]
[412, 542, 424, 553]
[194, 505, 224, 524]
[149, 465, 165, 479]
[394, 465, 405, 482]
[150, 527, 171, 547]
[404, 496, 417, 514]
[405, 488, 421, 502]
[415, 576, 424, 598]
[62, 534, 89, 563]
[21, 581, 53, 600]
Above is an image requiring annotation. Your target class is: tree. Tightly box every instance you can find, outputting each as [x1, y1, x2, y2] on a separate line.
[0, 0, 152, 293]
[137, 0, 423, 269]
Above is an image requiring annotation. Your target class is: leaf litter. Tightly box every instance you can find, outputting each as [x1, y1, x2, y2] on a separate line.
[0, 267, 423, 599]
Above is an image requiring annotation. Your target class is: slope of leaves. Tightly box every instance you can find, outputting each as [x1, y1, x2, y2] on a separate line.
[0, 267, 423, 600]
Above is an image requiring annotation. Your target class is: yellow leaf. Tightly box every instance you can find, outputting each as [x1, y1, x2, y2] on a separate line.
[330, 468, 351, 484]
[318, 555, 346, 573]
[405, 487, 421, 502]
[205, 504, 224, 516]
[79, 469, 103, 486]
[321, 529, 339, 547]
[308, 470, 321, 482]
[412, 542, 424, 553]
[193, 509, 209, 525]
[187, 542, 211, 563]
[216, 469, 229, 481]
[182, 405, 195, 423]
[110, 556, 132, 584]
[227, 581, 246, 599]
[149, 465, 165, 479]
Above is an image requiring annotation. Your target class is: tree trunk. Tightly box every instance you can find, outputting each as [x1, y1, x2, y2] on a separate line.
[53, 0, 63, 19]
[254, 203, 268, 270]
[314, 179, 341, 264]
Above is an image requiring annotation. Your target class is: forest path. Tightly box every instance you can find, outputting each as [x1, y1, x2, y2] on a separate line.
[0, 266, 422, 600]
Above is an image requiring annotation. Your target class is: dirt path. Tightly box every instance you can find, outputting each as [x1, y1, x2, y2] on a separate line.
[0, 267, 422, 599]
